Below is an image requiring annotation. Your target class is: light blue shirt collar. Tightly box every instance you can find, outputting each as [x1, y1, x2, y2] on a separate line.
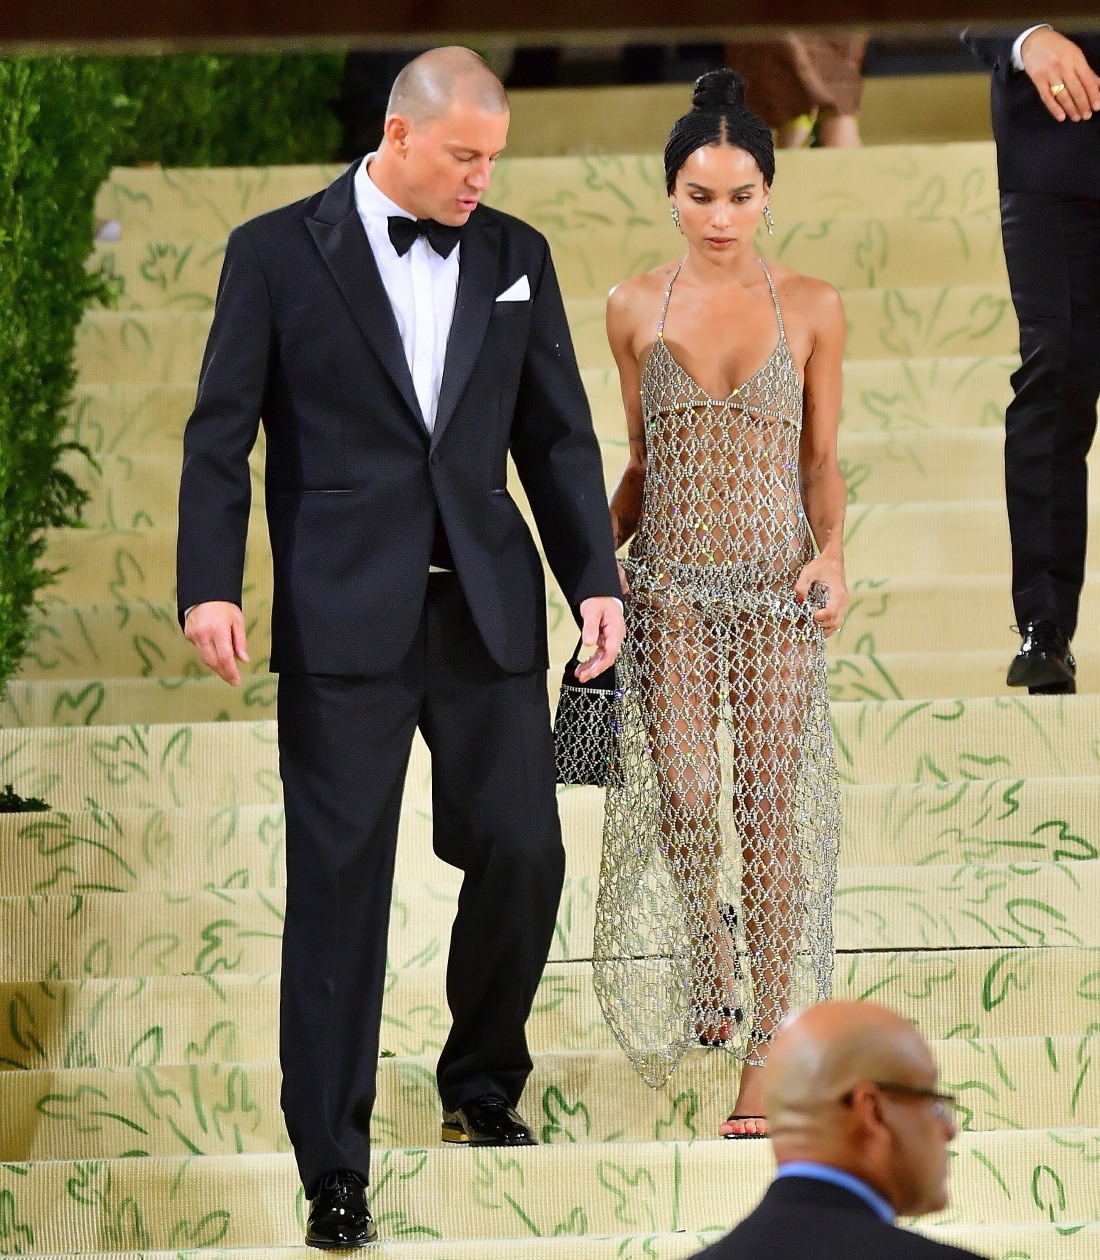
[775, 1161, 897, 1224]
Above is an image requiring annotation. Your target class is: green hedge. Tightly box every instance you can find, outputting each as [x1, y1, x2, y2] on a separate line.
[0, 53, 344, 701]
[0, 58, 128, 695]
[109, 53, 343, 167]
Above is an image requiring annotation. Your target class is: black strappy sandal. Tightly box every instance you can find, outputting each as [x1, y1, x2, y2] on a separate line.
[696, 904, 745, 1045]
[696, 1005, 744, 1046]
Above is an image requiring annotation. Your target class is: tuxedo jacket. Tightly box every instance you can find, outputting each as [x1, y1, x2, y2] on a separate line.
[177, 162, 619, 676]
[694, 1177, 984, 1260]
[963, 28, 1100, 197]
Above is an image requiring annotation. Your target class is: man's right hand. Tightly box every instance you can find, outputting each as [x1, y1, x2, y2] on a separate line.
[1021, 27, 1100, 122]
[184, 601, 250, 686]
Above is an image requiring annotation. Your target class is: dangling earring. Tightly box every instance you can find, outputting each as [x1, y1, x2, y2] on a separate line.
[670, 204, 682, 233]
[762, 204, 775, 236]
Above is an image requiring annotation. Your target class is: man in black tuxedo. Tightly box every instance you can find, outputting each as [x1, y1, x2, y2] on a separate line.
[963, 25, 1100, 694]
[176, 47, 623, 1247]
[694, 1002, 983, 1260]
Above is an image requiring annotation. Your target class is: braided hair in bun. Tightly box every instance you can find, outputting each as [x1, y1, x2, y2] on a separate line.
[664, 68, 775, 193]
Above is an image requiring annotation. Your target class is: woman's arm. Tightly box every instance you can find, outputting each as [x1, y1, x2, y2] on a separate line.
[796, 281, 849, 636]
[606, 282, 649, 560]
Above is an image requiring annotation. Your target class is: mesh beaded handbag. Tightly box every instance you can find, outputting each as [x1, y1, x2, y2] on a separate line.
[552, 640, 623, 787]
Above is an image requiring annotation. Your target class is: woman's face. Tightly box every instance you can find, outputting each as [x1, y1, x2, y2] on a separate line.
[670, 143, 769, 259]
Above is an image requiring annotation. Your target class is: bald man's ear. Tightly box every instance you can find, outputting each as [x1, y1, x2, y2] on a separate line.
[846, 1082, 891, 1143]
[383, 115, 411, 152]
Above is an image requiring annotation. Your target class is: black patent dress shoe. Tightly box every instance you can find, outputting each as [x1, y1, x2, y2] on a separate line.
[441, 1093, 537, 1146]
[305, 1170, 377, 1249]
[1006, 620, 1077, 694]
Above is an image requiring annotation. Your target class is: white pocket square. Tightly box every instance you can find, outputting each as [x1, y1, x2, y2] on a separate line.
[495, 275, 530, 302]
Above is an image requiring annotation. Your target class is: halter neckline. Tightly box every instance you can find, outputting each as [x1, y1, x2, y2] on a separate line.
[655, 256, 789, 404]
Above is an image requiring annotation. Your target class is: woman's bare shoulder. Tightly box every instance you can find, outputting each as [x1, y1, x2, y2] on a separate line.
[766, 260, 846, 307]
[765, 261, 844, 325]
[608, 262, 679, 315]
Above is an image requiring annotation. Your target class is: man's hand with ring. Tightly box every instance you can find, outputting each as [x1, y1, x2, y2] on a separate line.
[1021, 27, 1100, 121]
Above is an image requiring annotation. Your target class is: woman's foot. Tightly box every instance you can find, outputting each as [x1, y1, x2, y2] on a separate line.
[695, 1004, 742, 1046]
[720, 1113, 768, 1138]
[720, 1060, 769, 1138]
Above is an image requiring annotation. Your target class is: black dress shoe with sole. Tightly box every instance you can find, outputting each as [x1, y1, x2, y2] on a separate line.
[441, 1094, 537, 1146]
[305, 1170, 377, 1249]
[1006, 620, 1076, 694]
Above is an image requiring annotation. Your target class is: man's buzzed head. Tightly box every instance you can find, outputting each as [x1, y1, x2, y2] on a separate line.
[764, 1002, 957, 1218]
[371, 46, 509, 227]
[387, 47, 508, 128]
[765, 1001, 934, 1128]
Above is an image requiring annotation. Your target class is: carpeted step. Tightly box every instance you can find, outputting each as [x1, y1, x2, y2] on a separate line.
[66, 358, 1017, 463]
[2, 1033, 1096, 1161]
[95, 146, 1001, 240]
[38, 498, 1055, 611]
[2, 950, 1096, 1073]
[18, 601, 274, 681]
[93, 215, 1008, 312]
[0, 673, 278, 727]
[3, 697, 1097, 813]
[73, 286, 1019, 384]
[9, 642, 1100, 727]
[0, 1239, 721, 1260]
[21, 573, 1100, 691]
[825, 647, 1100, 701]
[66, 429, 1068, 537]
[12, 1227, 1100, 1260]
[0, 776, 1097, 897]
[1, 861, 1094, 983]
[0, 1128, 1096, 1251]
[77, 427, 1100, 532]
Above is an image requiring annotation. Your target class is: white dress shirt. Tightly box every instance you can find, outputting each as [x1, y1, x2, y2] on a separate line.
[353, 155, 460, 433]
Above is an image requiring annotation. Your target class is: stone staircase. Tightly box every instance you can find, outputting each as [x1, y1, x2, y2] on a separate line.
[0, 142, 1097, 1257]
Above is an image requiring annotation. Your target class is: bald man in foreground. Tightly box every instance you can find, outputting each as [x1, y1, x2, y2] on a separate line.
[177, 47, 623, 1246]
[695, 1002, 985, 1259]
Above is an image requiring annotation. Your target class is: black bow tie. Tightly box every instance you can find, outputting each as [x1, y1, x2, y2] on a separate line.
[387, 216, 461, 259]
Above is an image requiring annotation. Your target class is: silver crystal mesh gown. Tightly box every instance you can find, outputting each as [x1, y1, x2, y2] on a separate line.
[594, 258, 841, 1087]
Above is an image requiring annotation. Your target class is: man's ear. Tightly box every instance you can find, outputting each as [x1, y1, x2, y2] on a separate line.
[383, 114, 411, 153]
[848, 1082, 888, 1141]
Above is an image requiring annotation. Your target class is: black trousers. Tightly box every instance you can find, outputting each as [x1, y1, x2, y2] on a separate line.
[276, 573, 565, 1197]
[1000, 190, 1100, 636]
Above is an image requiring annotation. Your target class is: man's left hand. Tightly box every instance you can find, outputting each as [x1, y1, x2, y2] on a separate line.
[1020, 27, 1100, 121]
[575, 597, 625, 681]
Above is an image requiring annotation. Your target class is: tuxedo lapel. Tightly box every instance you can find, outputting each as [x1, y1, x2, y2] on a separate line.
[431, 210, 501, 451]
[306, 164, 425, 433]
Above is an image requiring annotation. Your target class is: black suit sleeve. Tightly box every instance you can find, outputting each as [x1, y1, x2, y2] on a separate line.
[509, 239, 620, 611]
[176, 225, 274, 625]
[961, 27, 1029, 78]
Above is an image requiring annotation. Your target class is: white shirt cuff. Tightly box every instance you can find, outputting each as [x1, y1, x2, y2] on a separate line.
[1012, 24, 1052, 70]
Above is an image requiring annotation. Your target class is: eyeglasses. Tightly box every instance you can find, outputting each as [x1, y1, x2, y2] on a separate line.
[840, 1081, 959, 1126]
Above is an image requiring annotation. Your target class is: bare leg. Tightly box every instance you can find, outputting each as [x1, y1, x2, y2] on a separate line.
[720, 614, 815, 1136]
[817, 106, 862, 148]
[637, 603, 737, 1042]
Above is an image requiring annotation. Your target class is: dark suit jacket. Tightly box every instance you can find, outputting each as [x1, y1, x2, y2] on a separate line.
[694, 1177, 985, 1260]
[176, 162, 619, 676]
[963, 27, 1100, 197]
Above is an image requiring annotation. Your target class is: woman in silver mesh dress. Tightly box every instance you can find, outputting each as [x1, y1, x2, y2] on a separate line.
[595, 69, 848, 1138]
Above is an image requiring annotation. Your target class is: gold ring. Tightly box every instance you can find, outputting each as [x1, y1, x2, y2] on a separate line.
[1051, 82, 1066, 96]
